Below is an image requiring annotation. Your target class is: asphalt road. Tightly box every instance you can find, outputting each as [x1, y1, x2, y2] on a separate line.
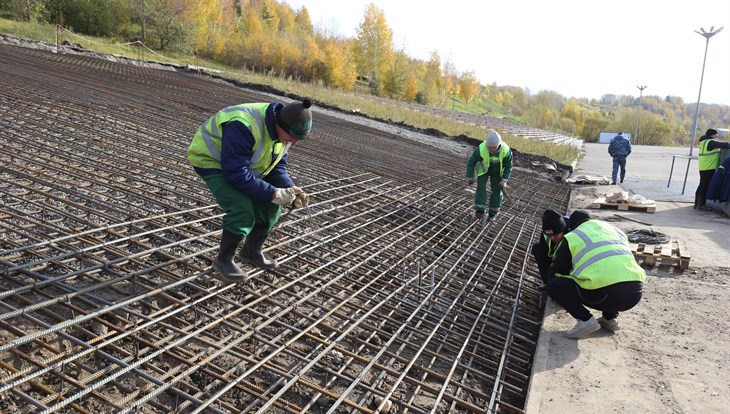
[578, 142, 700, 204]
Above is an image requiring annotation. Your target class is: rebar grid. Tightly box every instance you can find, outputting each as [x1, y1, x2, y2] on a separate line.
[1, 43, 571, 413]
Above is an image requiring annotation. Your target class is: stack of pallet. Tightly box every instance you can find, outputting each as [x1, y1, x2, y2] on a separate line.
[630, 239, 690, 269]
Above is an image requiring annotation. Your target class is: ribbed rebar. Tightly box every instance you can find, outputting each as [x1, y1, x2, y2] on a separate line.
[0, 43, 571, 413]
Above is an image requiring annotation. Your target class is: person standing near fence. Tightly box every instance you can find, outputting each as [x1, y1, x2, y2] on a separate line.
[695, 128, 730, 210]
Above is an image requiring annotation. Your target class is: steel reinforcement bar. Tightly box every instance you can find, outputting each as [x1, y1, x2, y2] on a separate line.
[0, 43, 572, 413]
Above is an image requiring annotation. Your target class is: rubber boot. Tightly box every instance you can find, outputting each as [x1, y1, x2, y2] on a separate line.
[238, 225, 277, 269]
[212, 230, 248, 282]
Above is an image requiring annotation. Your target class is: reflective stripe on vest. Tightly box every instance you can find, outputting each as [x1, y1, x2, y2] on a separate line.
[476, 142, 510, 176]
[561, 220, 646, 289]
[698, 139, 721, 171]
[189, 104, 287, 178]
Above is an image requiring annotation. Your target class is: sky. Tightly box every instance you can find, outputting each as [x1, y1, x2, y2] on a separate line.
[282, 0, 730, 105]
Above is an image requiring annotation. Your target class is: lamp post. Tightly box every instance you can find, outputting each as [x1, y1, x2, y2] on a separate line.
[688, 26, 724, 156]
[681, 26, 723, 195]
[633, 85, 647, 145]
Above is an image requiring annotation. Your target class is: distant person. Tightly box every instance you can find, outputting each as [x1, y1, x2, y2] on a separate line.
[532, 209, 569, 286]
[466, 130, 513, 221]
[695, 128, 730, 211]
[188, 99, 313, 282]
[546, 210, 646, 339]
[607, 132, 632, 185]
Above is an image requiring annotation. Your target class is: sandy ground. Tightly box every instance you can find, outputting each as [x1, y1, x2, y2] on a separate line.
[526, 143, 730, 414]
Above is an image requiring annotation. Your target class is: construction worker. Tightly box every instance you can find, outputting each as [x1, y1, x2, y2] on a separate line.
[531, 209, 569, 286]
[546, 210, 646, 339]
[188, 99, 313, 282]
[466, 130, 513, 220]
[695, 128, 730, 210]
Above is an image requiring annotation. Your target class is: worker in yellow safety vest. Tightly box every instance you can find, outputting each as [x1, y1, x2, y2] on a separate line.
[465, 130, 513, 221]
[531, 209, 569, 286]
[188, 99, 313, 282]
[695, 128, 730, 210]
[546, 210, 646, 339]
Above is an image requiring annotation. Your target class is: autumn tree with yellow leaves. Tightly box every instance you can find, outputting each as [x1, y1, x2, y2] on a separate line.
[352, 3, 393, 95]
[17, 0, 716, 146]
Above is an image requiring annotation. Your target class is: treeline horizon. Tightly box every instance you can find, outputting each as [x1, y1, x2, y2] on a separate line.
[2, 0, 727, 145]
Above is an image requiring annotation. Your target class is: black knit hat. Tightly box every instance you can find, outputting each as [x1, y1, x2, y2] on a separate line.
[706, 128, 718, 136]
[277, 99, 313, 140]
[542, 209, 566, 236]
[567, 210, 592, 231]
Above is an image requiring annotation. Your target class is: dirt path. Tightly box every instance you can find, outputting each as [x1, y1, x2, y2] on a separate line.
[526, 147, 730, 413]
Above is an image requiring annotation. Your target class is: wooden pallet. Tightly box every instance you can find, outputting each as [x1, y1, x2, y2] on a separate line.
[590, 197, 656, 213]
[629, 239, 690, 269]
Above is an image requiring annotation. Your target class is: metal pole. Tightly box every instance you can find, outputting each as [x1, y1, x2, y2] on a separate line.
[688, 26, 723, 156]
[633, 86, 646, 145]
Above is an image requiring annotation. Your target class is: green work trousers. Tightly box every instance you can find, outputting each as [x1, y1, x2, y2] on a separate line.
[474, 173, 503, 218]
[201, 173, 282, 236]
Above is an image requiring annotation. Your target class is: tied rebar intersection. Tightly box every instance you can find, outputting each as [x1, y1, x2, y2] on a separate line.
[0, 43, 571, 413]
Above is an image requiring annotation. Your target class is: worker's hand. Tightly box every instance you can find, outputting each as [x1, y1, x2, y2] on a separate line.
[272, 187, 296, 206]
[498, 179, 508, 190]
[466, 177, 474, 186]
[291, 190, 310, 209]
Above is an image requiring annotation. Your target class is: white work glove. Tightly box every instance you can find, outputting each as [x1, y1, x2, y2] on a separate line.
[498, 179, 508, 190]
[466, 177, 475, 186]
[291, 186, 310, 209]
[272, 187, 296, 206]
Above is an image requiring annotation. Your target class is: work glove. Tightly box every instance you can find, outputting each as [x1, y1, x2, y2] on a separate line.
[291, 186, 310, 209]
[498, 179, 508, 190]
[272, 187, 296, 206]
[466, 177, 474, 186]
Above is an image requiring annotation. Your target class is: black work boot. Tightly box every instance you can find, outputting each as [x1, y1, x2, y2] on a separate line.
[212, 230, 248, 282]
[238, 225, 277, 269]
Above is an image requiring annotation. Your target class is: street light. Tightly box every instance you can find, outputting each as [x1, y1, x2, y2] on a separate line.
[688, 26, 724, 156]
[681, 26, 723, 195]
[633, 85, 647, 145]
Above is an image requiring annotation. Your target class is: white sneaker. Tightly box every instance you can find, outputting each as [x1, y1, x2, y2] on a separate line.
[598, 316, 621, 331]
[564, 317, 601, 339]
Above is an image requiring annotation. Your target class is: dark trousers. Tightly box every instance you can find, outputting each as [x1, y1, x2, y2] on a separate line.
[547, 278, 643, 321]
[695, 169, 715, 208]
[531, 242, 552, 284]
[611, 156, 627, 183]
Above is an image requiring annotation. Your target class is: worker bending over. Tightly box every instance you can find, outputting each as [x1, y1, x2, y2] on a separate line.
[466, 130, 513, 221]
[188, 99, 313, 282]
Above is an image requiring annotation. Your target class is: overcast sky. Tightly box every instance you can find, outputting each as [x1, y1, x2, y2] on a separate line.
[283, 0, 730, 105]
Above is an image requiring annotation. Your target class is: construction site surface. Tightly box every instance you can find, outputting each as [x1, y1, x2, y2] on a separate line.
[0, 42, 579, 413]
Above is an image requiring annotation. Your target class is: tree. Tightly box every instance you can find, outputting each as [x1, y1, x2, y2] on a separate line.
[419, 50, 442, 106]
[580, 110, 609, 142]
[321, 37, 356, 90]
[560, 99, 583, 132]
[404, 74, 419, 102]
[294, 6, 313, 34]
[7, 0, 48, 22]
[458, 71, 479, 104]
[382, 50, 409, 99]
[186, 0, 236, 58]
[441, 59, 456, 105]
[147, 0, 193, 51]
[54, 0, 130, 37]
[353, 3, 393, 95]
